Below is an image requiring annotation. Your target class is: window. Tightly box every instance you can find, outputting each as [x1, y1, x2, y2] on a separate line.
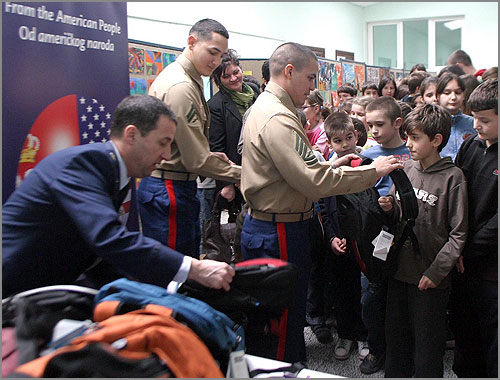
[368, 17, 463, 72]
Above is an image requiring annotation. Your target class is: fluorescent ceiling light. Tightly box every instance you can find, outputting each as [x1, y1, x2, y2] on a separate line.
[444, 20, 463, 30]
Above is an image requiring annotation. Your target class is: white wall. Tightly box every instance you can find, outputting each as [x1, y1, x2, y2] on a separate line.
[363, 2, 498, 70]
[127, 2, 497, 69]
[126, 2, 366, 60]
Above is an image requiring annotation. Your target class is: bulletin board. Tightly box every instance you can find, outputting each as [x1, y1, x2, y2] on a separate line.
[128, 39, 182, 95]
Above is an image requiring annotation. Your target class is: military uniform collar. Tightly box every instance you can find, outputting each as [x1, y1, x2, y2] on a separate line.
[176, 54, 204, 90]
[265, 81, 298, 117]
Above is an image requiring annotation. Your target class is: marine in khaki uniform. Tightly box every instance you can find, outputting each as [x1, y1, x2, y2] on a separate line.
[137, 19, 240, 258]
[241, 42, 403, 364]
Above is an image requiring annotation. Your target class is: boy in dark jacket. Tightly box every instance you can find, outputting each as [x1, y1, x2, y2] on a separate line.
[450, 78, 498, 378]
[378, 103, 468, 377]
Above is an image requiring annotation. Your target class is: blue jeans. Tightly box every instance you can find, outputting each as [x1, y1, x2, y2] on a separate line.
[137, 177, 200, 258]
[361, 273, 387, 358]
[241, 215, 311, 364]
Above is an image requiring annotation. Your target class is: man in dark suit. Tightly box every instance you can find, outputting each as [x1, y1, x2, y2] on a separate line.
[2, 95, 235, 298]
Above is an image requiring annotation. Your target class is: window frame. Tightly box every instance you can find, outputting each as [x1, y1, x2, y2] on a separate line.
[367, 16, 464, 72]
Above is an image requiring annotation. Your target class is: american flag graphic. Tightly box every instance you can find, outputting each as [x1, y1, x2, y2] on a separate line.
[78, 96, 112, 144]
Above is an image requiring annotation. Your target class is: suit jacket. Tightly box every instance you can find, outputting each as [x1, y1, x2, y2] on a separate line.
[2, 142, 184, 297]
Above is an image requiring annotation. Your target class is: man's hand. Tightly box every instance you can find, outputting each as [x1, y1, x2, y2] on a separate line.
[456, 255, 465, 273]
[187, 259, 235, 291]
[331, 237, 347, 255]
[378, 196, 394, 212]
[371, 155, 404, 177]
[212, 152, 233, 165]
[221, 184, 235, 202]
[418, 275, 437, 290]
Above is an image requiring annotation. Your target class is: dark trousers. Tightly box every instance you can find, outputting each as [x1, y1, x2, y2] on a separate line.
[450, 272, 498, 378]
[361, 274, 387, 357]
[137, 177, 200, 258]
[241, 215, 311, 364]
[332, 254, 366, 341]
[385, 278, 449, 378]
[306, 214, 333, 326]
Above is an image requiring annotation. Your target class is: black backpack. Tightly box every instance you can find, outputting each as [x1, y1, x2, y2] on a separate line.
[336, 157, 420, 283]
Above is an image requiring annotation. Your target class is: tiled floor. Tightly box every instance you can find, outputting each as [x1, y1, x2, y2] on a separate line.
[304, 326, 457, 378]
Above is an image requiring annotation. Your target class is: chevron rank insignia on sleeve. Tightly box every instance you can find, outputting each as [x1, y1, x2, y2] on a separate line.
[186, 104, 198, 124]
[294, 131, 318, 167]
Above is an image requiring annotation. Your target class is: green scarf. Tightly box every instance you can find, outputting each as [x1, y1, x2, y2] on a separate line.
[224, 82, 254, 117]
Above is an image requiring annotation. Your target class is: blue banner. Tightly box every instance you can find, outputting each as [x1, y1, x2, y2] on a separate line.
[2, 2, 129, 203]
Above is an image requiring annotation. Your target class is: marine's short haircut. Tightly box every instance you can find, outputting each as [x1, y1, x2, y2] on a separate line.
[353, 95, 375, 109]
[211, 48, 240, 88]
[189, 18, 229, 40]
[337, 84, 357, 97]
[365, 96, 402, 122]
[408, 71, 430, 94]
[419, 76, 439, 98]
[361, 82, 378, 95]
[324, 111, 355, 141]
[351, 117, 368, 147]
[378, 76, 398, 98]
[436, 73, 466, 97]
[467, 78, 498, 114]
[403, 104, 451, 152]
[269, 42, 318, 78]
[448, 49, 473, 67]
[110, 95, 176, 138]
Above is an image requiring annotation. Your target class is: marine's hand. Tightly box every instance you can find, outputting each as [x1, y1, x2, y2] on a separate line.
[221, 184, 235, 202]
[378, 196, 394, 212]
[456, 255, 465, 273]
[371, 155, 403, 177]
[212, 151, 233, 165]
[188, 259, 235, 291]
[333, 153, 359, 168]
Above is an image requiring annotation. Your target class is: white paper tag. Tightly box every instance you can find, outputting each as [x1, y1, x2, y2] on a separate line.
[372, 230, 394, 261]
[226, 350, 249, 378]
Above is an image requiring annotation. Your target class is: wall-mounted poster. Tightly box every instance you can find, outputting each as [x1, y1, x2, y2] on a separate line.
[145, 50, 162, 75]
[162, 52, 177, 68]
[379, 67, 391, 80]
[128, 47, 144, 74]
[366, 66, 380, 85]
[331, 91, 340, 107]
[342, 61, 355, 87]
[130, 77, 147, 94]
[335, 62, 343, 89]
[391, 69, 405, 82]
[318, 60, 332, 91]
[354, 62, 366, 93]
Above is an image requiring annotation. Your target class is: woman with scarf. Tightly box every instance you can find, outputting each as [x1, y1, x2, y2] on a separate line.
[207, 49, 257, 225]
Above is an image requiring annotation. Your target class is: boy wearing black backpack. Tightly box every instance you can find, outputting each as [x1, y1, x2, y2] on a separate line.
[378, 103, 468, 377]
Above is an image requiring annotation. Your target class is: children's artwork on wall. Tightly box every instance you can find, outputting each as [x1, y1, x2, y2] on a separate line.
[366, 66, 380, 85]
[319, 90, 331, 106]
[331, 91, 340, 107]
[354, 63, 366, 92]
[130, 77, 147, 94]
[379, 67, 391, 80]
[145, 50, 162, 75]
[162, 53, 177, 68]
[391, 69, 404, 82]
[318, 61, 332, 91]
[147, 79, 155, 91]
[342, 61, 355, 87]
[128, 47, 144, 74]
[335, 62, 343, 89]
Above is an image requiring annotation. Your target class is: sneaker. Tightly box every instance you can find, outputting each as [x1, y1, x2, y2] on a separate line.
[357, 340, 369, 360]
[311, 324, 332, 344]
[359, 353, 384, 374]
[333, 338, 354, 360]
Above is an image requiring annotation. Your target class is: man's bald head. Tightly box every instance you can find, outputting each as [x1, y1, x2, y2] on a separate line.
[269, 42, 318, 79]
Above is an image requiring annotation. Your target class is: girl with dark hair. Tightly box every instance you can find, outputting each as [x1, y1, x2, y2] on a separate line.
[378, 76, 398, 98]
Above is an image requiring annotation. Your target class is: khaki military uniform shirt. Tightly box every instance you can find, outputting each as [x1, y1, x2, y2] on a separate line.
[241, 81, 379, 214]
[149, 54, 240, 182]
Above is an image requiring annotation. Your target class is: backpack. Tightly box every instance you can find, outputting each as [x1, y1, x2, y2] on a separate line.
[11, 304, 224, 378]
[93, 278, 245, 370]
[336, 157, 419, 283]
